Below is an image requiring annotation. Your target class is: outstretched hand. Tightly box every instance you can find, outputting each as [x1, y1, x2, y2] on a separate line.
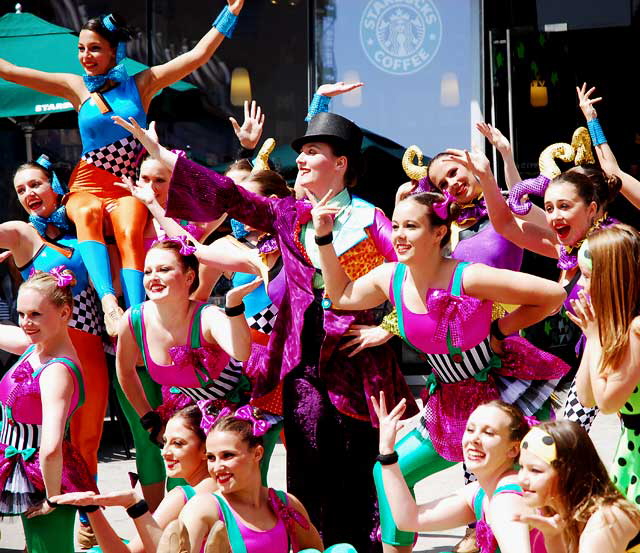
[576, 83, 602, 122]
[306, 189, 341, 238]
[115, 175, 157, 206]
[445, 147, 493, 184]
[476, 122, 511, 153]
[567, 289, 598, 339]
[112, 116, 161, 159]
[396, 180, 418, 205]
[513, 512, 564, 538]
[230, 100, 265, 150]
[316, 82, 364, 98]
[226, 277, 264, 308]
[341, 324, 394, 357]
[371, 391, 406, 455]
[227, 0, 245, 15]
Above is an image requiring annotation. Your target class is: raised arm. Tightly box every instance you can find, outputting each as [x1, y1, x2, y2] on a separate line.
[446, 148, 559, 259]
[0, 59, 84, 109]
[202, 278, 263, 361]
[372, 392, 474, 532]
[0, 324, 31, 356]
[113, 116, 279, 233]
[577, 83, 640, 209]
[476, 122, 522, 189]
[462, 263, 566, 336]
[136, 0, 244, 107]
[569, 294, 640, 413]
[309, 190, 391, 310]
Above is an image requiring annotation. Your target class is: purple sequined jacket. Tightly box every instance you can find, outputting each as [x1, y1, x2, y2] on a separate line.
[166, 156, 417, 422]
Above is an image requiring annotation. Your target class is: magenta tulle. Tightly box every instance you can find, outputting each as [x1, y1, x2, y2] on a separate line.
[423, 377, 500, 461]
[500, 336, 570, 380]
[423, 336, 569, 461]
[475, 518, 497, 553]
[155, 388, 195, 423]
[0, 441, 98, 515]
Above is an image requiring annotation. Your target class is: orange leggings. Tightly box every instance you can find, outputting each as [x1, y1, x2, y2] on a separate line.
[68, 327, 109, 477]
[66, 160, 148, 270]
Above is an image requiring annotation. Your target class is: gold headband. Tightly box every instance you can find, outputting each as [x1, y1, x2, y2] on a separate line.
[521, 427, 557, 465]
[402, 145, 428, 181]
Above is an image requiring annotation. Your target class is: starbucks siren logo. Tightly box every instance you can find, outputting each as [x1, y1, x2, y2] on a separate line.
[360, 0, 442, 75]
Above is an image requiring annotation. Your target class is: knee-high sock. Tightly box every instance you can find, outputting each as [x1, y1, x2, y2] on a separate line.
[374, 429, 456, 546]
[77, 241, 115, 299]
[121, 268, 145, 308]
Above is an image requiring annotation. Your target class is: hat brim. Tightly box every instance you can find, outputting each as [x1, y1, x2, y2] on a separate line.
[291, 133, 356, 154]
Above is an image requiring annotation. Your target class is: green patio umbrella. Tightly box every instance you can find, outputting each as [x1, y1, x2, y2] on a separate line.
[0, 9, 194, 157]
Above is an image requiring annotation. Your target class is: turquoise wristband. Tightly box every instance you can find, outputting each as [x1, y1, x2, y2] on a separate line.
[305, 94, 331, 122]
[213, 5, 238, 38]
[587, 118, 607, 146]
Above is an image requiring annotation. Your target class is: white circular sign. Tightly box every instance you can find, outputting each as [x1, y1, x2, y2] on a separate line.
[360, 0, 443, 75]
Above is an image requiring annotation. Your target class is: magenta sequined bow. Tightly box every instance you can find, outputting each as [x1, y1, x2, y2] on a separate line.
[197, 400, 233, 434]
[169, 345, 222, 379]
[475, 518, 496, 553]
[268, 489, 310, 552]
[432, 190, 455, 220]
[153, 235, 197, 256]
[170, 149, 187, 158]
[234, 405, 270, 436]
[427, 291, 482, 347]
[524, 415, 540, 427]
[49, 265, 73, 287]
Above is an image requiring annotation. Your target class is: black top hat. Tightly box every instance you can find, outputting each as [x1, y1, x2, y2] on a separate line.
[291, 112, 363, 156]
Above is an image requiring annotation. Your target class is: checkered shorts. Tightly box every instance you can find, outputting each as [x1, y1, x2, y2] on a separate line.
[81, 136, 142, 180]
[247, 303, 278, 335]
[69, 286, 104, 336]
[563, 378, 598, 432]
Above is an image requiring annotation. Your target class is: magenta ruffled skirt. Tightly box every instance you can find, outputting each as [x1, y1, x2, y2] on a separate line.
[422, 336, 569, 461]
[0, 440, 98, 516]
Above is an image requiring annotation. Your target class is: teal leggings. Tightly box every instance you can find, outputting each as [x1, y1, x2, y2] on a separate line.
[373, 429, 456, 546]
[114, 368, 166, 486]
[22, 505, 76, 553]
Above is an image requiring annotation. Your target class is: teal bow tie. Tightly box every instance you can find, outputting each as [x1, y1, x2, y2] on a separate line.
[5, 445, 36, 461]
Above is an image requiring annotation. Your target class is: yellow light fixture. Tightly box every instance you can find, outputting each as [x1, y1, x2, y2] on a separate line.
[230, 67, 252, 106]
[530, 80, 548, 108]
[440, 72, 460, 107]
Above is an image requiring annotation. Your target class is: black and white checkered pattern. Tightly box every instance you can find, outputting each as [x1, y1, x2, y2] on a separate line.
[463, 462, 477, 485]
[69, 286, 104, 336]
[81, 136, 142, 180]
[247, 303, 278, 336]
[563, 379, 598, 432]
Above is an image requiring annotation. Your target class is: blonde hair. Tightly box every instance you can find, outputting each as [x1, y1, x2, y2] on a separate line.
[588, 224, 640, 374]
[21, 269, 76, 309]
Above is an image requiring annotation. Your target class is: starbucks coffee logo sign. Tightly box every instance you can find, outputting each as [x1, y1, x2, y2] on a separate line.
[360, 0, 442, 75]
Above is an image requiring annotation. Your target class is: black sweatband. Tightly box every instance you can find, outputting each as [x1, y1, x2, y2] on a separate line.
[376, 451, 399, 466]
[126, 499, 149, 519]
[314, 232, 333, 246]
[46, 498, 58, 508]
[491, 318, 507, 341]
[225, 303, 245, 317]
